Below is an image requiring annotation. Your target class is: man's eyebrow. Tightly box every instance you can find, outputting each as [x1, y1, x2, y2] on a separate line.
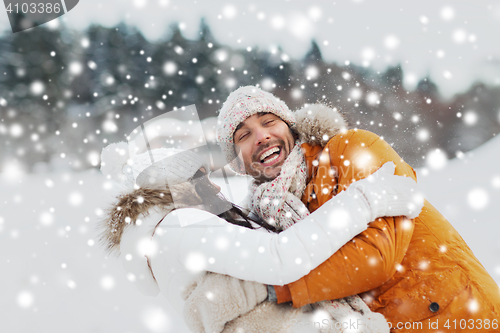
[235, 122, 244, 133]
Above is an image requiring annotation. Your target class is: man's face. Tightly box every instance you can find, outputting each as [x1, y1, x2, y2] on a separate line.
[233, 113, 295, 182]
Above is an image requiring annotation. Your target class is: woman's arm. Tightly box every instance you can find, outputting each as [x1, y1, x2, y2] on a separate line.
[151, 163, 421, 285]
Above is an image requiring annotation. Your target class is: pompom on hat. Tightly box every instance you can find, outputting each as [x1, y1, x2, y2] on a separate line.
[216, 86, 295, 174]
[100, 142, 209, 188]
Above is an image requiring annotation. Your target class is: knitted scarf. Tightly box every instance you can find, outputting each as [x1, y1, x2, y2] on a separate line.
[249, 141, 309, 230]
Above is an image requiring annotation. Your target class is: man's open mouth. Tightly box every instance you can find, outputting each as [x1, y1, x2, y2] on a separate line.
[258, 146, 282, 165]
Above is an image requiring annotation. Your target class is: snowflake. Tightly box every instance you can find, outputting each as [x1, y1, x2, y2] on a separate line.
[17, 291, 34, 308]
[222, 4, 237, 19]
[68, 192, 83, 206]
[30, 81, 45, 95]
[426, 149, 447, 170]
[39, 212, 54, 227]
[67, 280, 77, 289]
[467, 188, 489, 210]
[384, 35, 400, 49]
[464, 111, 478, 125]
[441, 6, 455, 21]
[185, 252, 206, 273]
[163, 61, 177, 76]
[69, 62, 83, 76]
[417, 129, 429, 141]
[142, 308, 170, 333]
[100, 275, 115, 290]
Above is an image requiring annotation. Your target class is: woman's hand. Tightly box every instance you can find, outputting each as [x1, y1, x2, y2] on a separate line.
[349, 162, 424, 221]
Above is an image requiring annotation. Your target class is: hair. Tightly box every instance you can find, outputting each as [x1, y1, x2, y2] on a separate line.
[289, 125, 299, 142]
[193, 177, 279, 233]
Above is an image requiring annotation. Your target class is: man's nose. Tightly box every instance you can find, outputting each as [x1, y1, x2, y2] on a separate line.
[255, 127, 271, 145]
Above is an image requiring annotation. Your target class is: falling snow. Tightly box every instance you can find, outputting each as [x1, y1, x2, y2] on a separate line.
[17, 291, 35, 308]
[0, 2, 499, 331]
[142, 308, 171, 333]
[467, 188, 489, 210]
[426, 149, 448, 170]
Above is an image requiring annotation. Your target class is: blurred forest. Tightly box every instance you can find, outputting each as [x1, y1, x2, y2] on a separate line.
[0, 19, 499, 173]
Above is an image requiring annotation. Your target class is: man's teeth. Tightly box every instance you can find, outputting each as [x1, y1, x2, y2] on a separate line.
[260, 147, 280, 163]
[263, 153, 280, 164]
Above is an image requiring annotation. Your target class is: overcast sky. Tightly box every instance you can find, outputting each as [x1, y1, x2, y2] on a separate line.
[1, 0, 500, 98]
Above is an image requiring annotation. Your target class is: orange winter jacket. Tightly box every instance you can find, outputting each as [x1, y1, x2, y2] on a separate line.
[274, 129, 500, 332]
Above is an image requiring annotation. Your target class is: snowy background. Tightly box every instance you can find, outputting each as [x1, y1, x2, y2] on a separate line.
[1, 0, 500, 332]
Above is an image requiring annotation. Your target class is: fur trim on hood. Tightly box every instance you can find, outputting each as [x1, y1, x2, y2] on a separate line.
[98, 183, 202, 256]
[293, 103, 348, 146]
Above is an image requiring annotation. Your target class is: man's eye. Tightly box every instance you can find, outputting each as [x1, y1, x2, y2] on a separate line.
[264, 120, 275, 125]
[238, 133, 248, 141]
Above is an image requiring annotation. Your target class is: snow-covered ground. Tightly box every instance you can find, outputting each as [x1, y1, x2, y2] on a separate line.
[1, 135, 499, 333]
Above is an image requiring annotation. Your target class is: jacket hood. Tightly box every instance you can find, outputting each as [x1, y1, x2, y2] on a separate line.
[98, 183, 202, 256]
[293, 103, 348, 146]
